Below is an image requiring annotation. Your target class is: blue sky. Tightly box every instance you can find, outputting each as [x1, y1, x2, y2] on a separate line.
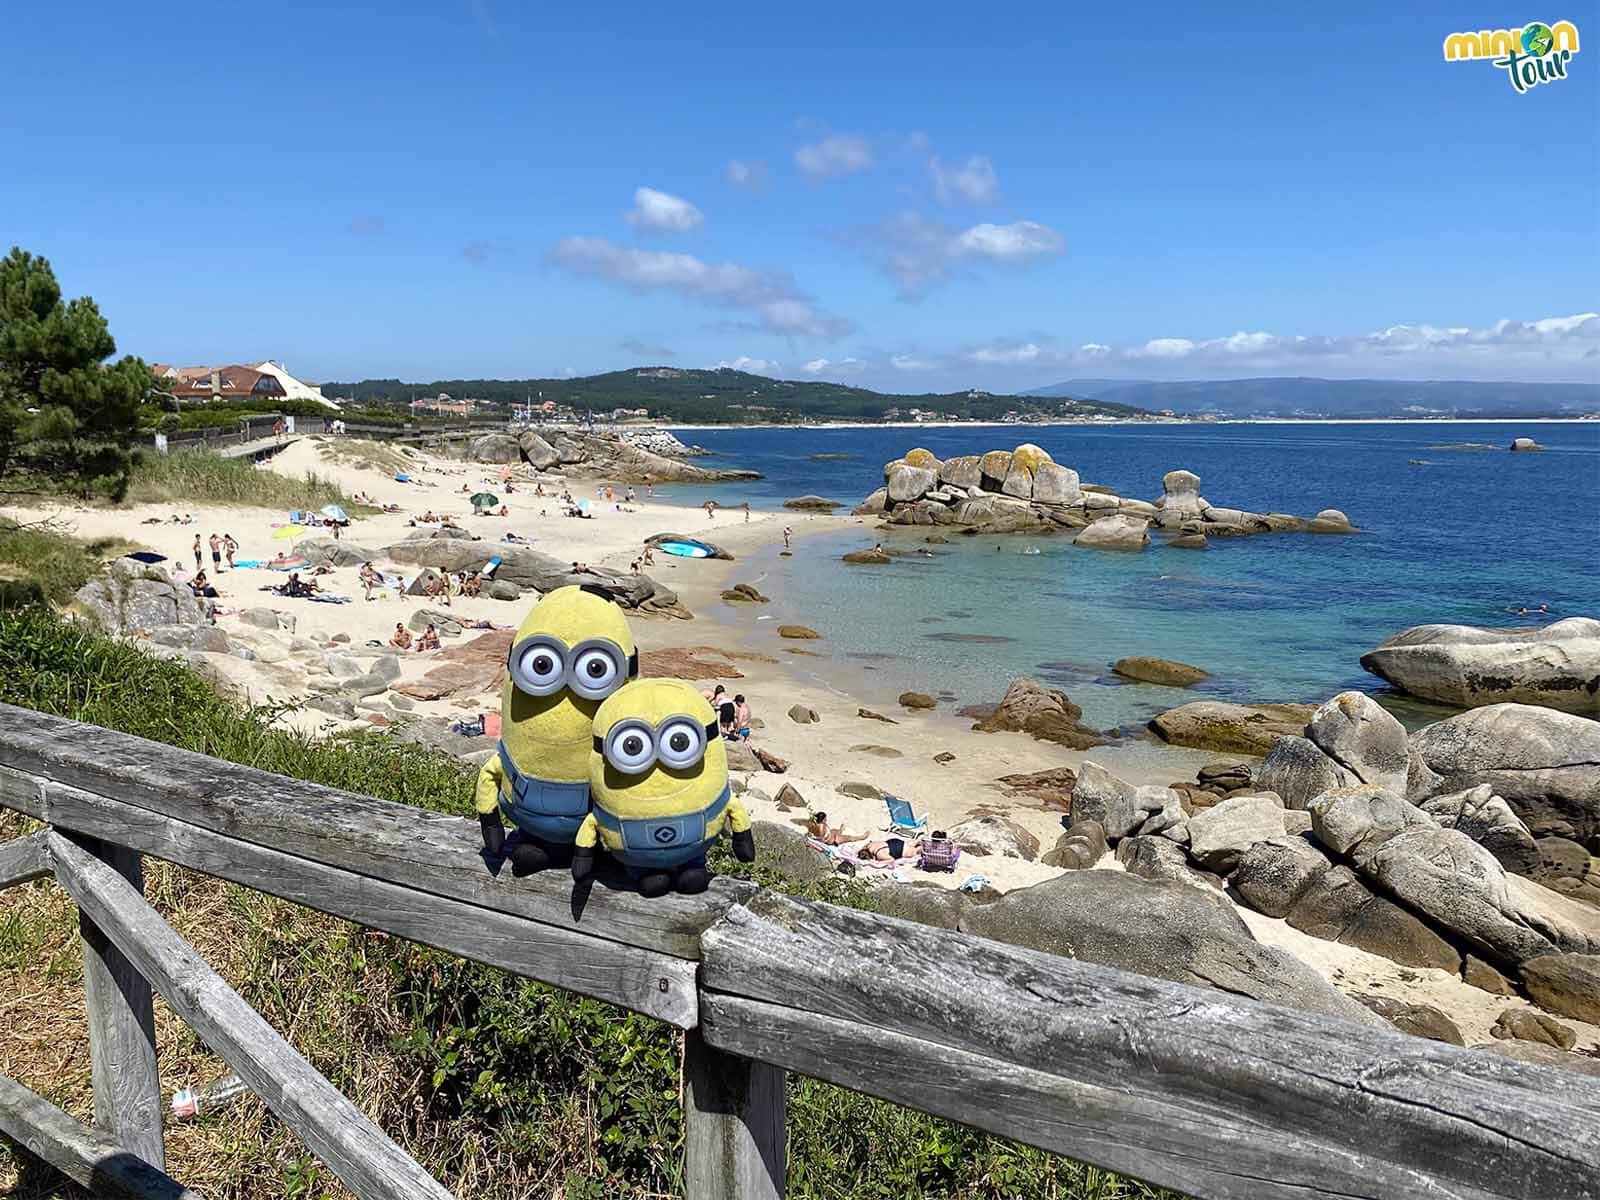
[3, 1, 1596, 391]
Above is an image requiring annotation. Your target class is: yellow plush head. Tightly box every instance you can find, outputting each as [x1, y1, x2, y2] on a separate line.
[500, 586, 637, 785]
[589, 679, 729, 820]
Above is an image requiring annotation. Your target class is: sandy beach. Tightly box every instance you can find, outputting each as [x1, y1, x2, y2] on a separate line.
[6, 435, 1596, 1057]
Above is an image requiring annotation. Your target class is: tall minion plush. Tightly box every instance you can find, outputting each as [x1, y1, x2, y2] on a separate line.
[474, 586, 637, 874]
[573, 678, 755, 896]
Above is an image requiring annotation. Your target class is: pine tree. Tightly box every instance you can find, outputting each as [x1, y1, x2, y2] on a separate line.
[0, 246, 152, 500]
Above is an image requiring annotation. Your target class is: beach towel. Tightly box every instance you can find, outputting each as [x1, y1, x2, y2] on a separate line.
[232, 559, 264, 569]
[308, 594, 352, 604]
[806, 837, 916, 871]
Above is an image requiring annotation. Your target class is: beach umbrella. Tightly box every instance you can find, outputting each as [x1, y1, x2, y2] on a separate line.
[319, 503, 349, 523]
[272, 524, 308, 540]
[471, 492, 499, 510]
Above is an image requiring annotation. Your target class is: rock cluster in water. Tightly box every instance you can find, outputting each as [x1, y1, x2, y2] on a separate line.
[856, 445, 1354, 548]
[470, 426, 759, 483]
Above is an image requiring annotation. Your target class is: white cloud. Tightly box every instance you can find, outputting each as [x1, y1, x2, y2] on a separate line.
[848, 213, 1066, 298]
[890, 353, 936, 371]
[625, 187, 704, 233]
[1072, 312, 1600, 372]
[725, 160, 769, 192]
[931, 155, 998, 204]
[548, 236, 852, 337]
[802, 356, 865, 375]
[715, 356, 781, 374]
[954, 221, 1064, 261]
[969, 342, 1043, 365]
[795, 133, 874, 181]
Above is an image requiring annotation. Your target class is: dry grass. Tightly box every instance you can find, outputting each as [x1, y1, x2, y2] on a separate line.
[312, 438, 417, 477]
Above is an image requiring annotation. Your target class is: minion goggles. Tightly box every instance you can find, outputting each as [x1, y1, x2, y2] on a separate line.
[507, 634, 639, 700]
[595, 714, 721, 775]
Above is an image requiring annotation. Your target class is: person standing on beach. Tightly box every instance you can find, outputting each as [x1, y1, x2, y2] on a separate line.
[743, 501, 751, 523]
[783, 526, 792, 548]
[223, 533, 238, 569]
[192, 533, 202, 572]
[209, 533, 223, 573]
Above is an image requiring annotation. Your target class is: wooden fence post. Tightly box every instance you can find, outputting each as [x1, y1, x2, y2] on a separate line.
[683, 1028, 785, 1200]
[77, 839, 165, 1171]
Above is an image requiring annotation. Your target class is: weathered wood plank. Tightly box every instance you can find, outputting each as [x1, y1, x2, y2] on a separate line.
[49, 831, 458, 1200]
[16, 773, 696, 1028]
[0, 701, 749, 959]
[701, 892, 1600, 1200]
[0, 1070, 198, 1200]
[0, 828, 50, 889]
[683, 1029, 785, 1200]
[76, 839, 165, 1171]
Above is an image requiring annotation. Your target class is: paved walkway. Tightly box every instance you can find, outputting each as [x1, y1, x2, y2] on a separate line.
[212, 435, 300, 460]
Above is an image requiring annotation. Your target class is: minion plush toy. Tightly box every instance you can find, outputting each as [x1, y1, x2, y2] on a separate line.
[475, 586, 638, 874]
[573, 678, 755, 896]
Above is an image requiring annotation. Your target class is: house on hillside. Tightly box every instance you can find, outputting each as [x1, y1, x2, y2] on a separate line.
[252, 361, 337, 410]
[412, 394, 477, 417]
[150, 360, 337, 409]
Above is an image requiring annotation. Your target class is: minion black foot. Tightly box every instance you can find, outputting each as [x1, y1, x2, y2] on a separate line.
[637, 871, 674, 898]
[508, 840, 556, 877]
[675, 865, 709, 894]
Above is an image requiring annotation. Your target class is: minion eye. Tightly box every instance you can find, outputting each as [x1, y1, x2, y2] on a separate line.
[605, 721, 656, 774]
[655, 718, 706, 769]
[510, 637, 567, 696]
[569, 644, 623, 699]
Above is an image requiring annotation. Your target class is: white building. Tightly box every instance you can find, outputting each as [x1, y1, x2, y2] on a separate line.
[252, 361, 339, 410]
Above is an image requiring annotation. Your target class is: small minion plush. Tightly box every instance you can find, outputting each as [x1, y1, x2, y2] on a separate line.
[573, 678, 755, 896]
[474, 586, 637, 874]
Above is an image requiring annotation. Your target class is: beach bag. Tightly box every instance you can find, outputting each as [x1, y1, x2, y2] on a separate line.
[918, 837, 960, 872]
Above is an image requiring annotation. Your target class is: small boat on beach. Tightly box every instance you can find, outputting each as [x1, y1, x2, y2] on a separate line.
[657, 539, 716, 559]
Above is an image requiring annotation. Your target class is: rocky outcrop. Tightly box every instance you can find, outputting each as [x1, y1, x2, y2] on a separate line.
[1070, 763, 1168, 839]
[1116, 835, 1224, 893]
[959, 871, 1385, 1027]
[1356, 996, 1464, 1045]
[1111, 656, 1209, 687]
[1148, 701, 1316, 755]
[297, 538, 379, 568]
[1409, 703, 1600, 849]
[946, 816, 1040, 861]
[472, 425, 761, 482]
[1419, 785, 1540, 875]
[1509, 437, 1543, 452]
[1492, 1007, 1575, 1050]
[1186, 793, 1288, 873]
[1040, 820, 1108, 869]
[861, 451, 1348, 538]
[1073, 514, 1150, 551]
[383, 537, 688, 616]
[1359, 618, 1600, 714]
[1306, 509, 1355, 533]
[783, 495, 842, 510]
[1259, 735, 1354, 810]
[972, 677, 1107, 750]
[1303, 692, 1411, 795]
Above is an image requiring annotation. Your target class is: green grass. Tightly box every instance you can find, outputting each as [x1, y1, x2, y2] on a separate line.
[0, 610, 1178, 1200]
[126, 450, 365, 511]
[0, 519, 144, 610]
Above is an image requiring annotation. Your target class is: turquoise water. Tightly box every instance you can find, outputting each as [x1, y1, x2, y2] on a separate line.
[659, 423, 1600, 730]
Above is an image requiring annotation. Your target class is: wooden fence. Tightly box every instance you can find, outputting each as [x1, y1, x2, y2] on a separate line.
[0, 700, 1596, 1199]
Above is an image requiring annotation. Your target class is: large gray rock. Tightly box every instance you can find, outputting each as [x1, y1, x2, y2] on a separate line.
[384, 536, 683, 614]
[145, 623, 231, 654]
[886, 462, 937, 503]
[1308, 785, 1437, 867]
[1258, 735, 1353, 810]
[874, 883, 970, 929]
[1073, 514, 1150, 551]
[238, 607, 288, 632]
[853, 486, 889, 516]
[517, 431, 559, 469]
[1474, 1038, 1600, 1079]
[1069, 762, 1162, 838]
[1304, 691, 1410, 795]
[1040, 820, 1108, 869]
[1519, 953, 1600, 1024]
[1355, 996, 1464, 1045]
[1360, 618, 1600, 714]
[749, 821, 833, 884]
[73, 560, 206, 634]
[1410, 703, 1600, 850]
[1492, 1007, 1576, 1050]
[1116, 835, 1225, 895]
[1232, 835, 1333, 918]
[1285, 863, 1461, 972]
[470, 433, 522, 463]
[1363, 825, 1600, 967]
[1031, 461, 1081, 505]
[958, 871, 1385, 1028]
[937, 455, 983, 490]
[973, 677, 1106, 751]
[296, 538, 377, 568]
[1306, 508, 1355, 533]
[1419, 785, 1540, 875]
[1149, 701, 1316, 756]
[1186, 793, 1288, 873]
[946, 816, 1039, 861]
[1156, 469, 1207, 517]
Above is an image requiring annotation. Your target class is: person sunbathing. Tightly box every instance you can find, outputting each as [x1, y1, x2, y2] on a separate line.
[806, 812, 864, 846]
[856, 837, 915, 862]
[416, 624, 441, 652]
[188, 571, 221, 599]
[390, 623, 412, 650]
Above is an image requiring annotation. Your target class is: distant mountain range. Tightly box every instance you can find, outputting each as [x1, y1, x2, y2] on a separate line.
[1026, 377, 1600, 418]
[324, 367, 1147, 423]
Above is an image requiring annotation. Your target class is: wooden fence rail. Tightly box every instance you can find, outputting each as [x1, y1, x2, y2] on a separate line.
[0, 700, 1597, 1200]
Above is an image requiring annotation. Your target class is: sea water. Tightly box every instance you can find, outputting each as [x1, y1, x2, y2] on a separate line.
[656, 422, 1599, 730]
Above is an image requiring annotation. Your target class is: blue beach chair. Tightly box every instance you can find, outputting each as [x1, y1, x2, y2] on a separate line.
[883, 794, 928, 835]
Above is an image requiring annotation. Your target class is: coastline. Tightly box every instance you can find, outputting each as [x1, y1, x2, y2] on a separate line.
[661, 416, 1597, 431]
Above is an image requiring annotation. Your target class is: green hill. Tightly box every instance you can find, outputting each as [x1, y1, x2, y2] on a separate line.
[322, 367, 1150, 424]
